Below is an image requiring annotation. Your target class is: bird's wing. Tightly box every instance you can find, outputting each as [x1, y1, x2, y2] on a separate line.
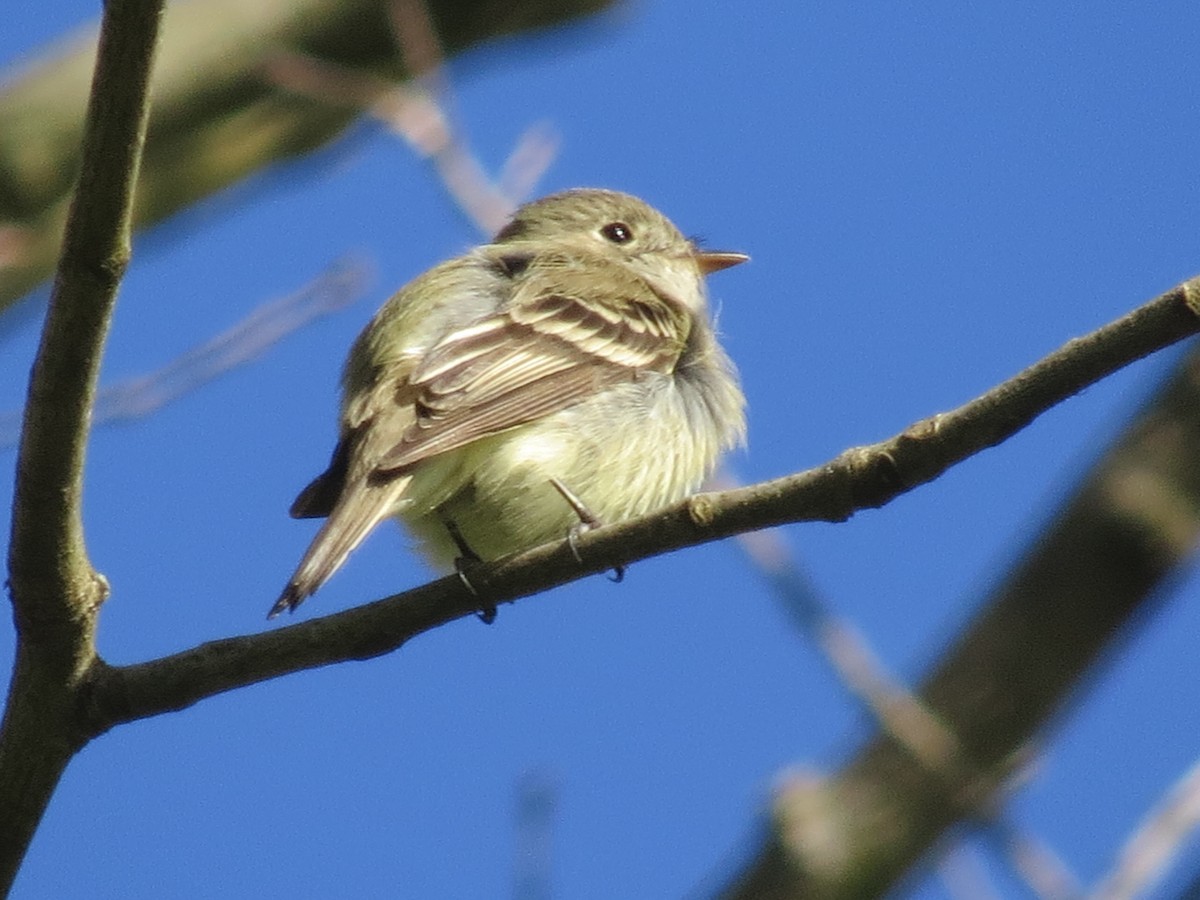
[376, 266, 691, 473]
[288, 373, 419, 519]
[273, 257, 692, 615]
[276, 370, 421, 612]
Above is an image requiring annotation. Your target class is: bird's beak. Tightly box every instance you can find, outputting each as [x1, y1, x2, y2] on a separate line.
[694, 250, 749, 275]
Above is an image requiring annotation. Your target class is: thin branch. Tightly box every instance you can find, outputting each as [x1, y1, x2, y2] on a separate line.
[1090, 757, 1200, 900]
[988, 815, 1083, 900]
[90, 258, 367, 423]
[0, 0, 166, 893]
[937, 842, 1004, 900]
[733, 507, 1084, 900]
[81, 277, 1200, 735]
[498, 123, 559, 206]
[7, 0, 165, 655]
[0, 5, 588, 887]
[266, 0, 557, 238]
[0, 257, 370, 448]
[729, 518, 965, 782]
[0, 0, 613, 313]
[719, 288, 1200, 898]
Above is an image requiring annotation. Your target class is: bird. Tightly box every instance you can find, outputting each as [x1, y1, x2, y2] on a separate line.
[269, 188, 747, 619]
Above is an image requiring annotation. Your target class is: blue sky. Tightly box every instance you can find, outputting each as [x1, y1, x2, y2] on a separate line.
[3, 2, 1200, 898]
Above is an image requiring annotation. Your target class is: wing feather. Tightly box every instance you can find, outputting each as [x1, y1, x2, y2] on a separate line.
[376, 264, 690, 472]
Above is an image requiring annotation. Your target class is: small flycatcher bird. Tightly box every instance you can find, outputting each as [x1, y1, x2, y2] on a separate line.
[270, 188, 746, 618]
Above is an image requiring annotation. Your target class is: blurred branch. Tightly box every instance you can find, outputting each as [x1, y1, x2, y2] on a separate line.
[937, 843, 1005, 900]
[0, 0, 555, 450]
[1090, 757, 1200, 900]
[80, 278, 1200, 731]
[719, 309, 1200, 897]
[266, 0, 557, 236]
[0, 0, 165, 892]
[0, 257, 370, 448]
[0, 0, 614, 314]
[731, 520, 966, 787]
[382, 0, 557, 232]
[0, 0, 555, 452]
[2, 8, 1199, 884]
[989, 815, 1083, 900]
[730, 509, 1082, 899]
[0, 3, 594, 888]
[513, 768, 558, 900]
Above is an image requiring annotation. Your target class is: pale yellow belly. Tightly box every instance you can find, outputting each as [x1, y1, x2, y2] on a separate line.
[394, 380, 721, 569]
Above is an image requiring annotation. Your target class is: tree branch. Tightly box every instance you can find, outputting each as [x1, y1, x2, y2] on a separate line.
[81, 276, 1200, 737]
[8, 0, 164, 646]
[1089, 755, 1200, 900]
[0, 0, 165, 892]
[0, 0, 616, 314]
[718, 290, 1200, 897]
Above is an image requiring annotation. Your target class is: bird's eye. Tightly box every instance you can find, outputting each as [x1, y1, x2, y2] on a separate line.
[600, 222, 633, 244]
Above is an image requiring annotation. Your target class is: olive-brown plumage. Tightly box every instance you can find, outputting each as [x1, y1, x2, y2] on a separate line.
[271, 189, 746, 618]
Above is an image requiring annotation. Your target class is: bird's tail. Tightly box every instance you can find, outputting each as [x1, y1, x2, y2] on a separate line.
[269, 475, 411, 618]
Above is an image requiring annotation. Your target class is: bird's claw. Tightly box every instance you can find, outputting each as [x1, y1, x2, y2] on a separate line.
[452, 555, 496, 623]
[443, 516, 495, 622]
[552, 479, 624, 583]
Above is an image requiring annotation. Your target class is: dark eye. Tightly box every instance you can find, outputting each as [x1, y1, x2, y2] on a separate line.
[600, 222, 633, 244]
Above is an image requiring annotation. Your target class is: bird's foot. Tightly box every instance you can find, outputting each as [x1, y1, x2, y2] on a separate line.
[549, 478, 625, 583]
[443, 516, 495, 623]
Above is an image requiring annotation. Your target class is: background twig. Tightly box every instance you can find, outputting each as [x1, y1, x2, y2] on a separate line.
[0, 0, 613, 314]
[719, 326, 1200, 898]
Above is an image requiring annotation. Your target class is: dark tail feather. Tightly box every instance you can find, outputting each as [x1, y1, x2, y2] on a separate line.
[268, 476, 410, 618]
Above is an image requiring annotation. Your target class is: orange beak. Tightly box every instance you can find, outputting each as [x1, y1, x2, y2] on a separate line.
[694, 250, 750, 275]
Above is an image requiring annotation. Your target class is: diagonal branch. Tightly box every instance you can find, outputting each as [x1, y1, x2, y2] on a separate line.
[1089, 756, 1200, 900]
[82, 276, 1200, 737]
[0, 256, 371, 449]
[0, 0, 616, 314]
[264, 0, 559, 238]
[719, 292, 1200, 897]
